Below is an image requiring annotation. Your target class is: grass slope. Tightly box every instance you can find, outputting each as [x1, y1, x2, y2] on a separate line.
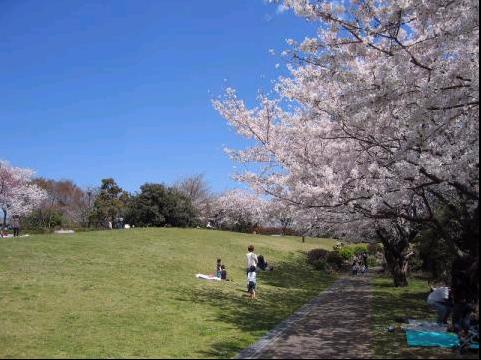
[0, 228, 337, 358]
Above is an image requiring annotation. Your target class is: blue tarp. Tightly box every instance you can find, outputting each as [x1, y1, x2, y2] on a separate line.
[406, 330, 460, 348]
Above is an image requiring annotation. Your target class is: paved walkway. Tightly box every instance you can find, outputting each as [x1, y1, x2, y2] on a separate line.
[236, 273, 374, 359]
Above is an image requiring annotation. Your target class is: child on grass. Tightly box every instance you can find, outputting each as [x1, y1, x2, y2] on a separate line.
[220, 265, 227, 280]
[216, 258, 222, 278]
[247, 265, 257, 299]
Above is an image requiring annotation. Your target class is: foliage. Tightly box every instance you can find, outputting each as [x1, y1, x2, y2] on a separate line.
[89, 178, 129, 227]
[351, 244, 368, 256]
[212, 190, 267, 233]
[367, 255, 378, 268]
[175, 174, 214, 224]
[0, 160, 47, 229]
[22, 178, 93, 230]
[307, 248, 345, 271]
[214, 0, 479, 287]
[22, 209, 64, 230]
[307, 248, 330, 265]
[326, 251, 344, 270]
[126, 183, 197, 228]
[337, 246, 354, 261]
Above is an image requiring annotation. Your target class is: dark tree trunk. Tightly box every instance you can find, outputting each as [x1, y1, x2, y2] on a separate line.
[377, 226, 417, 288]
[382, 240, 409, 287]
[2, 209, 6, 234]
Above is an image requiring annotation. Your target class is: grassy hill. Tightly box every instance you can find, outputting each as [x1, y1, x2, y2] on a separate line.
[0, 228, 337, 358]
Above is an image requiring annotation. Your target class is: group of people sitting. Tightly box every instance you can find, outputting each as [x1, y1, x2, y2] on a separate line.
[352, 252, 369, 275]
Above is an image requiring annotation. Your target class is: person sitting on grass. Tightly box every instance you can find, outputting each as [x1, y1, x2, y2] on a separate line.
[216, 258, 222, 278]
[220, 265, 227, 281]
[247, 265, 257, 299]
[257, 255, 274, 272]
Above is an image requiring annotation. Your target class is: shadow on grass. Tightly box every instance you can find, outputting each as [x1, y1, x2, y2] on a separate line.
[174, 254, 336, 358]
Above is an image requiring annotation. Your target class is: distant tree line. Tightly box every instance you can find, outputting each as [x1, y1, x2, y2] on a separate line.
[21, 175, 217, 231]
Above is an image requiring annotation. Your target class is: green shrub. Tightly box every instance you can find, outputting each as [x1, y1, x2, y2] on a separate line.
[338, 247, 354, 261]
[312, 259, 328, 271]
[352, 244, 368, 255]
[326, 251, 345, 270]
[307, 248, 330, 265]
[367, 255, 378, 267]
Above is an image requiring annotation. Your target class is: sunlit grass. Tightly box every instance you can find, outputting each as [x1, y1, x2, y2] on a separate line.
[0, 228, 337, 358]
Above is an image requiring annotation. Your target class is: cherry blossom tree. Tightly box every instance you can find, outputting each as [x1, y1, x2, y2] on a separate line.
[212, 189, 268, 232]
[0, 161, 47, 232]
[214, 0, 479, 286]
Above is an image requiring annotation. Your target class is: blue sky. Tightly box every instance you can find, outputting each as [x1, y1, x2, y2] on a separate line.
[1, 0, 315, 194]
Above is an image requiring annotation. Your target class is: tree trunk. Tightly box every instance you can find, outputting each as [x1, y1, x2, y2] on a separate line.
[382, 241, 409, 287]
[2, 209, 7, 235]
[302, 235, 305, 243]
[377, 228, 415, 288]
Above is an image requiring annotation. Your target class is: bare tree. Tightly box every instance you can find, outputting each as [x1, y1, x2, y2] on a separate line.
[174, 174, 214, 224]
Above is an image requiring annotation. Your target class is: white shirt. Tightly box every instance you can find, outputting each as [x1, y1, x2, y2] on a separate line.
[247, 271, 256, 283]
[246, 252, 258, 268]
[427, 287, 450, 304]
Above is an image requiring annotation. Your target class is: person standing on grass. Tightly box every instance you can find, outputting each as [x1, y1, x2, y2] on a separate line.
[246, 244, 258, 274]
[247, 265, 257, 299]
[12, 216, 21, 237]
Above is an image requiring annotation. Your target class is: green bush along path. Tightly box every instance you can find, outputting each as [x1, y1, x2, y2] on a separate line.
[0, 228, 337, 358]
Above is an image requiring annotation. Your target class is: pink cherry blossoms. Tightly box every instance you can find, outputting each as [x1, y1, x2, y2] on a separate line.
[0, 160, 47, 228]
[214, 0, 479, 286]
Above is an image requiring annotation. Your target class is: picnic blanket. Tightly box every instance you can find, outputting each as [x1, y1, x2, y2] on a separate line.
[401, 319, 448, 332]
[195, 274, 221, 281]
[406, 330, 460, 348]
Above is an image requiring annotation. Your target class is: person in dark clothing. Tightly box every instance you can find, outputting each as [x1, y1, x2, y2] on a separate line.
[257, 255, 273, 271]
[12, 216, 21, 237]
[220, 265, 227, 280]
[362, 252, 369, 272]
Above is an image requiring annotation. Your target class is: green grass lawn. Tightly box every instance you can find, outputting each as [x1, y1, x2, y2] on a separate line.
[372, 275, 478, 359]
[0, 228, 337, 358]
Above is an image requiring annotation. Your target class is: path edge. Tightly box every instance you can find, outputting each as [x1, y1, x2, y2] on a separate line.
[235, 276, 350, 359]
